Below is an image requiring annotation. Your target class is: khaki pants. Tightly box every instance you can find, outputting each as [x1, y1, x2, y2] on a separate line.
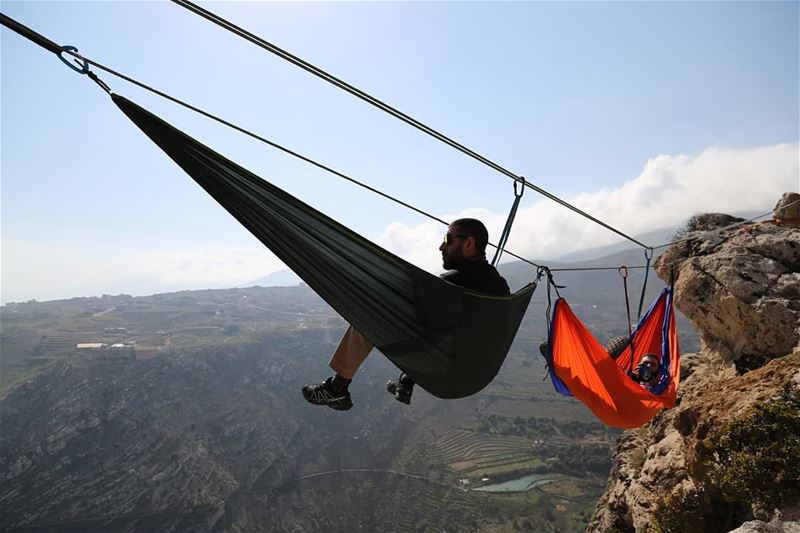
[328, 325, 374, 379]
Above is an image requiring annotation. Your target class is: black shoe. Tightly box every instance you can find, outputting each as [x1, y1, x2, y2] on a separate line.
[386, 374, 414, 405]
[301, 377, 353, 411]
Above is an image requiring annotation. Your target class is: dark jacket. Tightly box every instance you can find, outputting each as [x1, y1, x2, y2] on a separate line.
[440, 260, 511, 296]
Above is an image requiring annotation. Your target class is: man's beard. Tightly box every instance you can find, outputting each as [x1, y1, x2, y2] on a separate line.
[442, 255, 464, 270]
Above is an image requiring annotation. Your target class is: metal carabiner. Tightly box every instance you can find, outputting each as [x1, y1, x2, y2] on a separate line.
[58, 45, 90, 74]
[513, 176, 525, 198]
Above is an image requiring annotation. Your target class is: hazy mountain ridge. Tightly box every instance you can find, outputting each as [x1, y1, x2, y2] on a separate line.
[0, 244, 704, 532]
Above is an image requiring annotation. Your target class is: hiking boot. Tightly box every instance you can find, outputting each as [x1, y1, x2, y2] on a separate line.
[604, 336, 630, 360]
[386, 373, 414, 405]
[301, 377, 353, 411]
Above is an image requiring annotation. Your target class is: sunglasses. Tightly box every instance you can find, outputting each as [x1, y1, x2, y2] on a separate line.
[443, 233, 470, 245]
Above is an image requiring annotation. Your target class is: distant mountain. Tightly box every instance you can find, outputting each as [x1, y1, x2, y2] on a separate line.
[0, 234, 707, 531]
[549, 226, 680, 262]
[243, 269, 302, 288]
[0, 284, 613, 532]
[549, 209, 764, 263]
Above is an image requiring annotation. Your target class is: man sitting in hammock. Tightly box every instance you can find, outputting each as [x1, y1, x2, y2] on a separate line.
[301, 218, 510, 411]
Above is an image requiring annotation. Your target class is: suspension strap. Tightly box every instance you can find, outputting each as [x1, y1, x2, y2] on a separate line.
[491, 177, 525, 266]
[618, 266, 636, 373]
[541, 267, 553, 334]
[635, 248, 654, 320]
[542, 268, 564, 342]
[540, 266, 563, 381]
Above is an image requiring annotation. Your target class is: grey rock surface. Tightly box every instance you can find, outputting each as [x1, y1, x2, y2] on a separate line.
[655, 217, 800, 371]
[775, 192, 800, 225]
[590, 198, 800, 533]
[728, 517, 800, 533]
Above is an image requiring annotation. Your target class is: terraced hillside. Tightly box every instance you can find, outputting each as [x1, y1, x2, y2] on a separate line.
[435, 429, 542, 481]
[2, 277, 667, 531]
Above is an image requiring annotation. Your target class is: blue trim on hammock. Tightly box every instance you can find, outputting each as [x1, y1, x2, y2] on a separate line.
[547, 299, 573, 396]
[628, 287, 672, 395]
[546, 288, 674, 396]
[646, 288, 672, 395]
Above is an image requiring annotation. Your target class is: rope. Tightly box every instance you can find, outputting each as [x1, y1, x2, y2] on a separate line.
[0, 12, 61, 53]
[169, 0, 652, 250]
[4, 11, 791, 279]
[0, 12, 544, 270]
[636, 248, 654, 320]
[0, 14, 450, 232]
[540, 266, 565, 381]
[548, 265, 652, 272]
[56, 55, 545, 271]
[491, 177, 525, 266]
[618, 266, 636, 373]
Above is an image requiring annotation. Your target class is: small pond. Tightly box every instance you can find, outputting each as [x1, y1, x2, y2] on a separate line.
[471, 473, 563, 493]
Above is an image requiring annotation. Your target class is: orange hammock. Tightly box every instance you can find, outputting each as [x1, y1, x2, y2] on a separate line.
[544, 288, 680, 428]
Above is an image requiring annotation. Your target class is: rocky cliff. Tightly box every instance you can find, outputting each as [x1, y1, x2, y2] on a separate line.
[589, 193, 800, 533]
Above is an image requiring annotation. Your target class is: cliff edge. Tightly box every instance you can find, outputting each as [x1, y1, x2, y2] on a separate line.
[588, 192, 800, 533]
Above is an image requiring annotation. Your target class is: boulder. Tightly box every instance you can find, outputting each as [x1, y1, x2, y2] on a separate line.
[775, 192, 800, 226]
[655, 207, 800, 372]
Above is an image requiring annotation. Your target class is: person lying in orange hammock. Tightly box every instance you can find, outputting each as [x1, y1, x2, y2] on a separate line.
[541, 288, 680, 429]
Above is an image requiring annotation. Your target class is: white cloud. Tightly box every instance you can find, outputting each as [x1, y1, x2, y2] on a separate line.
[1, 241, 284, 304]
[3, 143, 797, 304]
[375, 143, 799, 270]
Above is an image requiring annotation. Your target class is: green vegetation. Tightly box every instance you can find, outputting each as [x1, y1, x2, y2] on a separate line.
[434, 428, 541, 480]
[0, 359, 52, 397]
[553, 443, 614, 477]
[655, 382, 800, 532]
[474, 478, 605, 532]
[2, 284, 622, 532]
[708, 382, 800, 515]
[654, 485, 746, 533]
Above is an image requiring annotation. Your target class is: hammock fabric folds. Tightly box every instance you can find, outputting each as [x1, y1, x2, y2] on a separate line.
[545, 288, 680, 428]
[113, 94, 534, 399]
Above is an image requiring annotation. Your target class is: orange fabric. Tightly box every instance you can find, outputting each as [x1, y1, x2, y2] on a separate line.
[550, 293, 680, 428]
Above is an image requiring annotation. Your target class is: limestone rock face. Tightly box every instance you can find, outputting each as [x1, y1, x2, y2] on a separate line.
[775, 192, 800, 226]
[590, 198, 800, 533]
[729, 518, 800, 533]
[588, 352, 800, 533]
[655, 215, 800, 372]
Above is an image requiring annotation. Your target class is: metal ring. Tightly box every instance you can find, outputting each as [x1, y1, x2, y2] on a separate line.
[514, 176, 525, 198]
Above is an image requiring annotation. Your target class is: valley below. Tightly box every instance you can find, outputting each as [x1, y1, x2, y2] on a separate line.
[1, 265, 698, 532]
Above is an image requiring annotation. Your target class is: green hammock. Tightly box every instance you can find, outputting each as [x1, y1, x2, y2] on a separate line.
[113, 94, 535, 399]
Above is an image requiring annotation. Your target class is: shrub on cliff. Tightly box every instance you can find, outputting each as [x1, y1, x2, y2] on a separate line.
[708, 382, 800, 516]
[655, 380, 800, 532]
[654, 485, 746, 533]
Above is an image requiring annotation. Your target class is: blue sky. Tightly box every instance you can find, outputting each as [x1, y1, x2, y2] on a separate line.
[2, 1, 798, 304]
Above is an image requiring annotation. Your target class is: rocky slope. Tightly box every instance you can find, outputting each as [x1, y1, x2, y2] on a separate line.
[0, 326, 425, 532]
[1, 285, 611, 532]
[588, 193, 800, 533]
